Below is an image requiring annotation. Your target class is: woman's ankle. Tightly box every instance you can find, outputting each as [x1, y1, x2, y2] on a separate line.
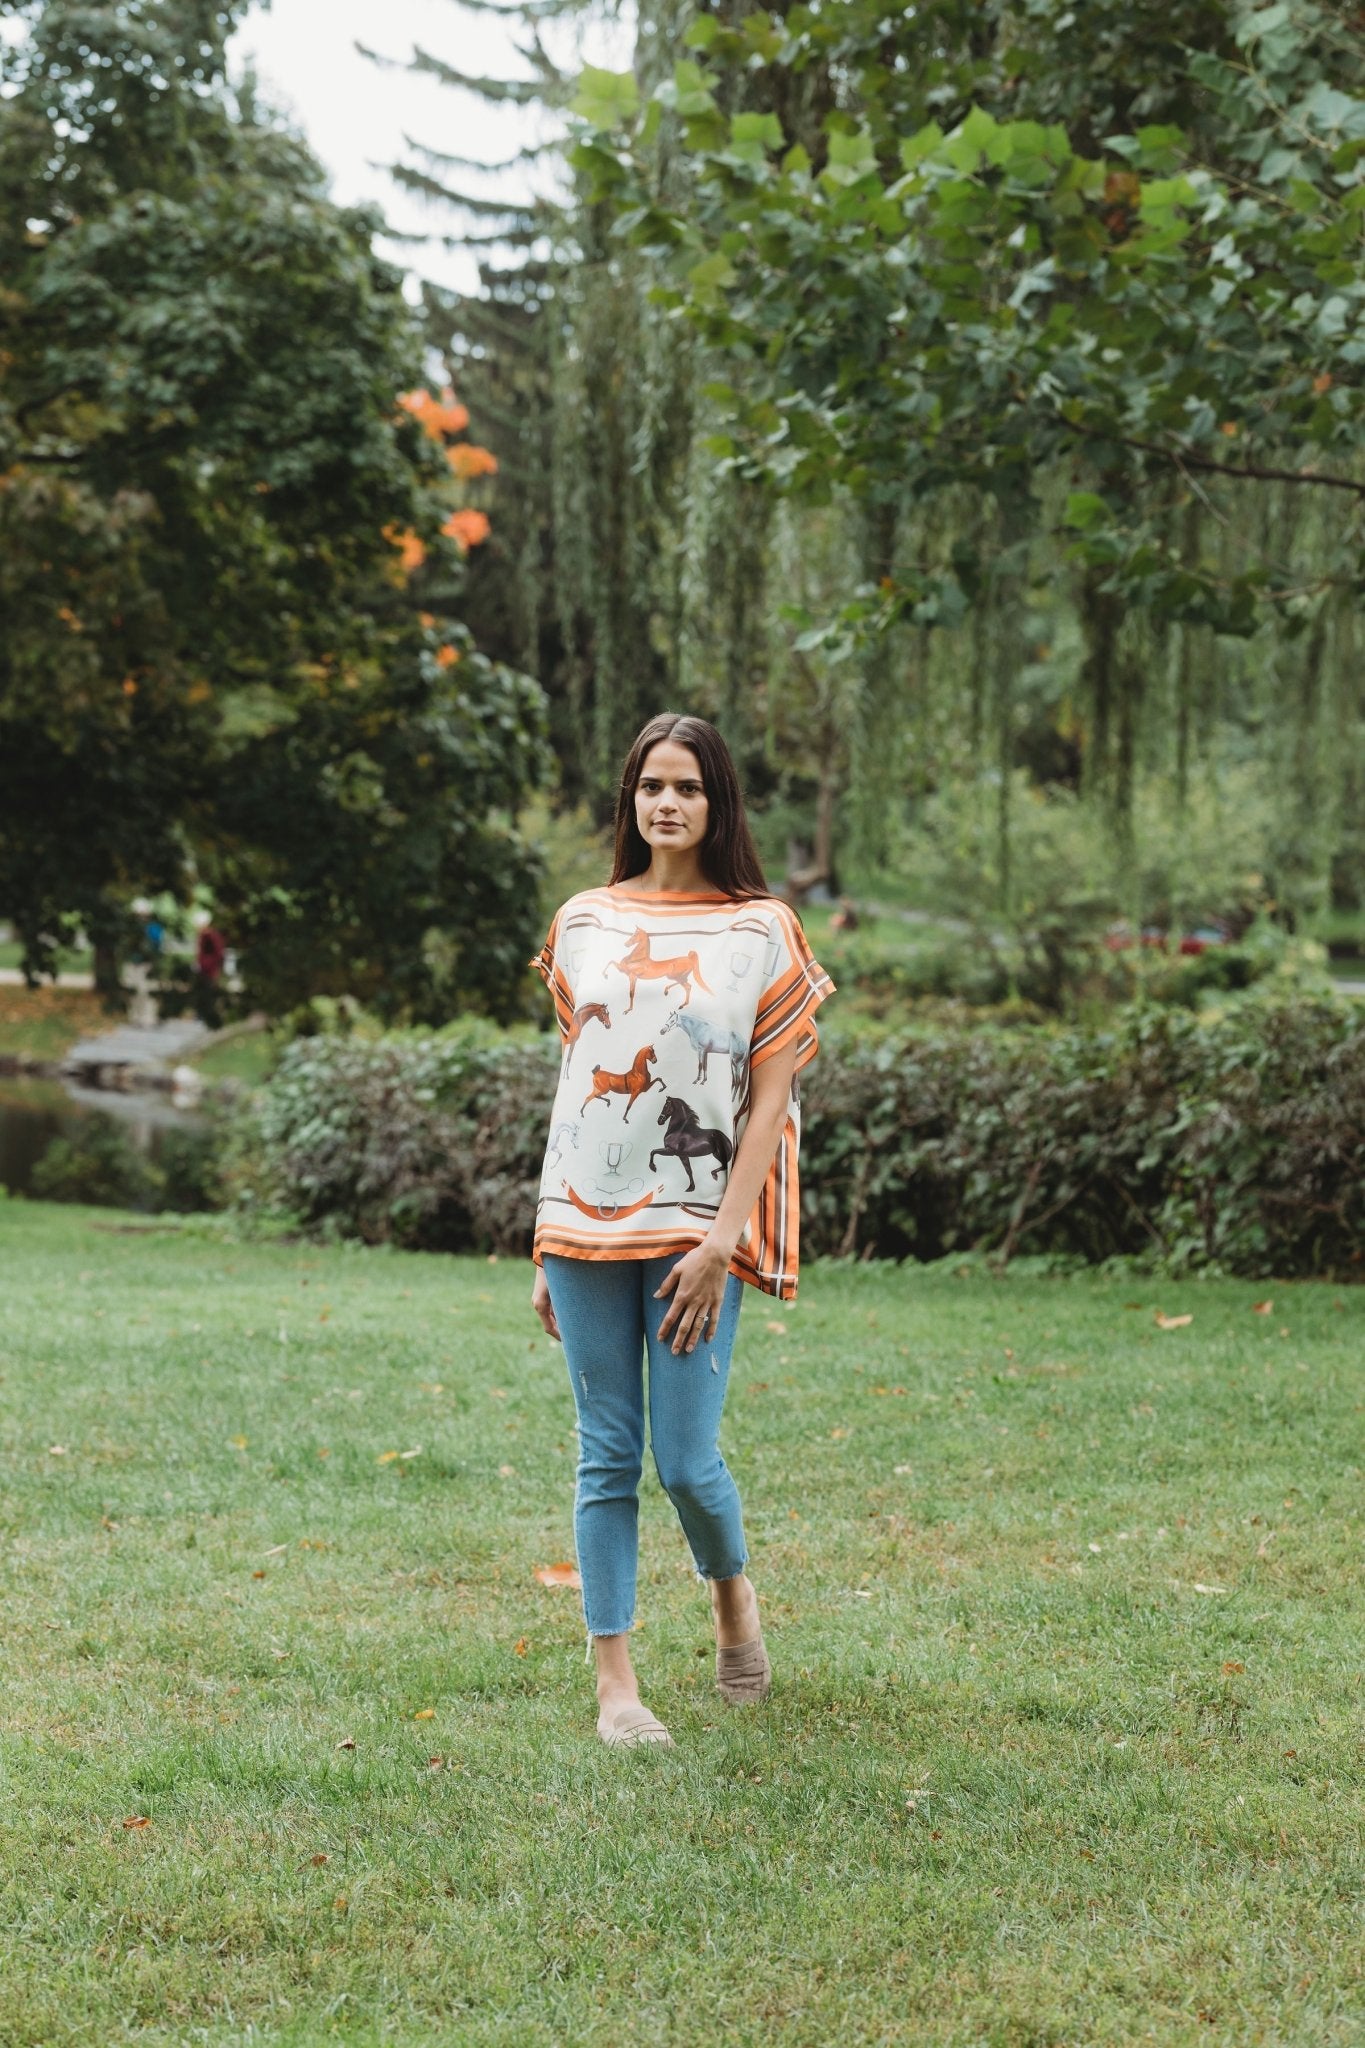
[710, 1572, 760, 1647]
[592, 1632, 640, 1713]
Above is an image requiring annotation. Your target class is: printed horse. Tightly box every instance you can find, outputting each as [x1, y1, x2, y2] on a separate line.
[581, 1043, 664, 1122]
[607, 928, 712, 1014]
[546, 1120, 580, 1166]
[661, 1006, 748, 1092]
[649, 1094, 734, 1192]
[564, 999, 610, 1068]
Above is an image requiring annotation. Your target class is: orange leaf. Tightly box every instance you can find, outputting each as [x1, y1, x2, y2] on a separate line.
[122, 1815, 151, 1830]
[1222, 1661, 1244, 1675]
[513, 1636, 529, 1656]
[1312, 372, 1332, 394]
[447, 442, 499, 480]
[1154, 1311, 1193, 1330]
[1252, 1300, 1273, 1315]
[394, 527, 427, 574]
[305, 1852, 329, 1866]
[434, 643, 460, 669]
[413, 1707, 436, 1720]
[335, 1737, 356, 1751]
[398, 387, 470, 440]
[533, 1562, 582, 1588]
[442, 508, 490, 552]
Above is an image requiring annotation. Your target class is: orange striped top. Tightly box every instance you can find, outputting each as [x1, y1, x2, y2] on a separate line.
[531, 886, 834, 1299]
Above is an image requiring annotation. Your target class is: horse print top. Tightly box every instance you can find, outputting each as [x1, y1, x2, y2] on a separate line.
[531, 886, 834, 1300]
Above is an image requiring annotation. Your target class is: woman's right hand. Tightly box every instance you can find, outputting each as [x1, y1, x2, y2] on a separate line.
[531, 1265, 561, 1342]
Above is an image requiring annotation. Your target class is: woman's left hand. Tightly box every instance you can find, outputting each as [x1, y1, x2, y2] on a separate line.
[655, 1240, 731, 1355]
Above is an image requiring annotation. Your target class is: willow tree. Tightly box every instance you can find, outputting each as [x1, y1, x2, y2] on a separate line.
[568, 0, 1365, 910]
[382, 0, 1365, 923]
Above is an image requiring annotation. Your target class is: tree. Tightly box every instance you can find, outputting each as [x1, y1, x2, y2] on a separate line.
[565, 0, 1365, 902]
[0, 0, 546, 1017]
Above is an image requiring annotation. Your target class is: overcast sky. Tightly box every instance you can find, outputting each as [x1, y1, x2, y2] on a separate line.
[228, 0, 620, 297]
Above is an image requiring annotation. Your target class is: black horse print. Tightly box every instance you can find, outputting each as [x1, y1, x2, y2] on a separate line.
[649, 1094, 735, 1192]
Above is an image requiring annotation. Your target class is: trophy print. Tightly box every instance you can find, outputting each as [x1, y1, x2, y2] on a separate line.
[598, 1137, 633, 1181]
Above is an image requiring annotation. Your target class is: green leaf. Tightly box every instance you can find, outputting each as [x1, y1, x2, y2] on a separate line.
[570, 66, 639, 130]
[1063, 493, 1108, 532]
[731, 112, 784, 153]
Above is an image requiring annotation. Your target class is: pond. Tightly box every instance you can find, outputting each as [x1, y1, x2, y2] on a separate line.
[0, 1077, 205, 1203]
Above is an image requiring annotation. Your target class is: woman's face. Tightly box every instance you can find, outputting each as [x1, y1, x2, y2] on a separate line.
[634, 739, 709, 860]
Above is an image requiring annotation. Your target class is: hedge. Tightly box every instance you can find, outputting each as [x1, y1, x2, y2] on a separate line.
[236, 997, 1365, 1280]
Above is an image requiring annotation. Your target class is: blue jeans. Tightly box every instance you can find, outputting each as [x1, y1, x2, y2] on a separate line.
[542, 1253, 748, 1638]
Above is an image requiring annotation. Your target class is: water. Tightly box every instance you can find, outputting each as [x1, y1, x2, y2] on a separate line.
[0, 1077, 204, 1201]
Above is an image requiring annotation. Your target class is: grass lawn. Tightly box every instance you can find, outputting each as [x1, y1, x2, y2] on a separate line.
[0, 984, 107, 1063]
[1, 1202, 1360, 2047]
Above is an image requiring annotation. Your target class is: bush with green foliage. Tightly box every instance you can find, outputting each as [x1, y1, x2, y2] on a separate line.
[229, 1020, 557, 1251]
[30, 1111, 225, 1213]
[239, 996, 1365, 1279]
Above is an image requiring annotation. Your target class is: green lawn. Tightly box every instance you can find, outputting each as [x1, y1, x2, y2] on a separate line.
[1, 1201, 1360, 2047]
[0, 984, 107, 1062]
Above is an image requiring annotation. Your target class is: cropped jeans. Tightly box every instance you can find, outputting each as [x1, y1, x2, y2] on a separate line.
[542, 1253, 748, 1638]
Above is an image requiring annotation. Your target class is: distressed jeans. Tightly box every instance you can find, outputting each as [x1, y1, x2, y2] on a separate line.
[542, 1253, 748, 1638]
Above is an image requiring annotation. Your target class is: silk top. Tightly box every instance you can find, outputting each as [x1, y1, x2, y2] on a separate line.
[531, 885, 834, 1299]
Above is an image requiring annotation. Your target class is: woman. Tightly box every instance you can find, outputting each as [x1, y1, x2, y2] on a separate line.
[530, 713, 834, 1749]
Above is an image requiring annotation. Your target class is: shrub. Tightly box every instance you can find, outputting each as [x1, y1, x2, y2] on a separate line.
[233, 1019, 556, 1251]
[30, 1111, 227, 1212]
[801, 994, 1365, 1277]
[239, 994, 1365, 1280]
[31, 1115, 163, 1209]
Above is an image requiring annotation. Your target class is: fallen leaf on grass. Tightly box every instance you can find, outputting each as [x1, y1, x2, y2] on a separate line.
[764, 1320, 786, 1335]
[377, 1447, 423, 1465]
[48, 1445, 67, 1456]
[513, 1637, 529, 1657]
[122, 1816, 151, 1830]
[829, 1426, 849, 1440]
[303, 1853, 328, 1867]
[1222, 1661, 1245, 1675]
[228, 1434, 248, 1450]
[335, 1737, 356, 1751]
[498, 1463, 516, 1478]
[1253, 1301, 1273, 1316]
[413, 1708, 435, 1720]
[333, 1896, 348, 1912]
[251, 1569, 267, 1580]
[263, 1543, 287, 1557]
[1154, 1312, 1193, 1330]
[1193, 1582, 1228, 1595]
[533, 1563, 582, 1588]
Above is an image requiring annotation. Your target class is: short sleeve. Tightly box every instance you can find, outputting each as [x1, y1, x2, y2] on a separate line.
[749, 903, 835, 1073]
[530, 908, 575, 1040]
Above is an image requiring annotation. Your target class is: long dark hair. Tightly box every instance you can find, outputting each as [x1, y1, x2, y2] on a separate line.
[608, 713, 769, 898]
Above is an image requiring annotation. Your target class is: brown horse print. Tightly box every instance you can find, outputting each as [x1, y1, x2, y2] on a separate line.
[581, 1044, 665, 1121]
[649, 1095, 735, 1192]
[564, 999, 611, 1068]
[606, 928, 713, 1014]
